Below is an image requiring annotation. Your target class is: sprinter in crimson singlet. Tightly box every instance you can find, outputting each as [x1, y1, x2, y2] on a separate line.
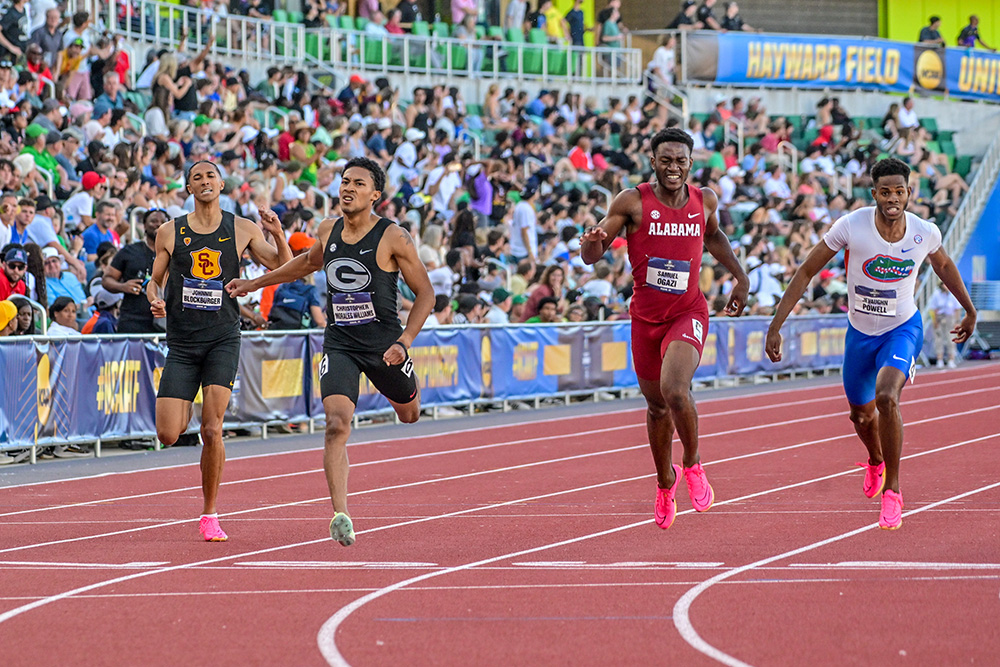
[147, 160, 292, 542]
[581, 128, 749, 530]
[227, 157, 434, 547]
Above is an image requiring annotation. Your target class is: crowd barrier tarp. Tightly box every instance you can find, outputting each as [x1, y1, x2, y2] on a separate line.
[684, 31, 999, 102]
[0, 316, 849, 451]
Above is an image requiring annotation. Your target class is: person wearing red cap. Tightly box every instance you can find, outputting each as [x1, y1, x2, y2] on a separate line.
[580, 127, 749, 531]
[227, 156, 435, 547]
[62, 171, 107, 231]
[146, 159, 292, 542]
[337, 74, 367, 113]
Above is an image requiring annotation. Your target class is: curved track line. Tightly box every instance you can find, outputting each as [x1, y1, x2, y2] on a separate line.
[314, 431, 1000, 666]
[1, 399, 995, 555]
[3, 377, 994, 520]
[672, 478, 1000, 667]
[2, 366, 994, 491]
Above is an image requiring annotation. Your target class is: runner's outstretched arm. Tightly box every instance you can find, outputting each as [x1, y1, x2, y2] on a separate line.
[766, 242, 837, 362]
[927, 248, 977, 343]
[226, 218, 332, 296]
[580, 188, 637, 265]
[701, 187, 749, 316]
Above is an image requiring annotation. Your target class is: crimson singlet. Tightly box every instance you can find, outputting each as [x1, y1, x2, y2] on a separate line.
[628, 183, 709, 323]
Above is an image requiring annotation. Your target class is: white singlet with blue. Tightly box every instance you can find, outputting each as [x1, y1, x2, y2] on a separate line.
[823, 207, 942, 336]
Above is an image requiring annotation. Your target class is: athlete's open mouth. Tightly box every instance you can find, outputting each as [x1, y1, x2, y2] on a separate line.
[885, 205, 901, 215]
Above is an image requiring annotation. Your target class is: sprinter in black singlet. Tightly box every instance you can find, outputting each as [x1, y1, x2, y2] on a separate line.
[227, 157, 434, 546]
[147, 160, 292, 542]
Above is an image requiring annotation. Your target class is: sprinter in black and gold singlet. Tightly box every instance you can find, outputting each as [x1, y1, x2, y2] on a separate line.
[147, 160, 291, 542]
[227, 157, 434, 546]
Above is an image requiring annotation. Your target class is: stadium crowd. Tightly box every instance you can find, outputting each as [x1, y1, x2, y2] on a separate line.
[0, 2, 972, 464]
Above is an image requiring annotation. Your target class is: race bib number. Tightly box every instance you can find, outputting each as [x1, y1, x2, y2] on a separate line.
[645, 258, 690, 295]
[331, 292, 376, 326]
[182, 278, 223, 311]
[854, 285, 897, 317]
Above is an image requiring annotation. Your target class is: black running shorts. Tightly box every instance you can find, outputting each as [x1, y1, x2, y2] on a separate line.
[319, 344, 418, 406]
[158, 335, 241, 402]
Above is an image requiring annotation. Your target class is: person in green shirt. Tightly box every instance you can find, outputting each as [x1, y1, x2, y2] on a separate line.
[20, 125, 65, 190]
[524, 296, 561, 323]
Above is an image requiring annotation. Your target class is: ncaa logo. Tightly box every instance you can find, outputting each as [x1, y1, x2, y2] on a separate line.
[326, 258, 372, 292]
[914, 234, 923, 244]
[650, 210, 661, 220]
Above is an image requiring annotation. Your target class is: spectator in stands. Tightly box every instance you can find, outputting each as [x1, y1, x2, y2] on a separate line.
[696, 0, 722, 30]
[896, 96, 919, 137]
[422, 294, 453, 327]
[958, 15, 995, 51]
[524, 295, 560, 323]
[451, 0, 478, 25]
[24, 43, 53, 95]
[0, 297, 15, 336]
[82, 201, 120, 262]
[648, 34, 677, 88]
[102, 207, 165, 333]
[9, 294, 33, 334]
[522, 264, 565, 321]
[479, 287, 508, 324]
[396, 0, 422, 30]
[95, 71, 125, 111]
[510, 183, 539, 263]
[61, 170, 105, 232]
[452, 293, 483, 324]
[42, 246, 85, 306]
[89, 288, 121, 334]
[0, 246, 27, 299]
[540, 0, 569, 44]
[30, 7, 62, 69]
[919, 16, 945, 46]
[720, 2, 756, 32]
[667, 1, 701, 30]
[0, 0, 28, 63]
[266, 233, 326, 329]
[46, 295, 79, 336]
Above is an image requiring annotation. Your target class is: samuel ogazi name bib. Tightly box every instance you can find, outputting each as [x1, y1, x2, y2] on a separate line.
[646, 258, 690, 295]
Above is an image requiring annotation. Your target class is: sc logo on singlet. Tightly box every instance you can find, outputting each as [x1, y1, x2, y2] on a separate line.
[326, 258, 372, 292]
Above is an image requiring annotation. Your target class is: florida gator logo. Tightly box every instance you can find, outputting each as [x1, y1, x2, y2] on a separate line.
[862, 254, 915, 282]
[190, 248, 222, 280]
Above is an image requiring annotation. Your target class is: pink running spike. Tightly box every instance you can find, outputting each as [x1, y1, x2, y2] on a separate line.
[199, 515, 228, 542]
[654, 464, 682, 529]
[683, 462, 715, 512]
[879, 489, 904, 530]
[857, 460, 886, 498]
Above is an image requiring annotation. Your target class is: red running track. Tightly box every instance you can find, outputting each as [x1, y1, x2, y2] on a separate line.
[1, 363, 999, 666]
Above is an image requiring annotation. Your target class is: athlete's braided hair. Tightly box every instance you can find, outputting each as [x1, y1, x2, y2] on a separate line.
[650, 127, 694, 156]
[344, 156, 386, 194]
[870, 156, 911, 185]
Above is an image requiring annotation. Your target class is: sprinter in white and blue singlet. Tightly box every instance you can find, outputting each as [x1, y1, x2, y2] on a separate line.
[766, 158, 976, 530]
[147, 160, 292, 542]
[227, 157, 435, 547]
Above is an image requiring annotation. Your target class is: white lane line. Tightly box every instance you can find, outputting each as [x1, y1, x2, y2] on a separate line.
[1, 430, 995, 636]
[3, 366, 994, 492]
[789, 562, 1000, 570]
[2, 400, 995, 556]
[2, 377, 994, 521]
[313, 431, 1000, 666]
[672, 480, 1000, 667]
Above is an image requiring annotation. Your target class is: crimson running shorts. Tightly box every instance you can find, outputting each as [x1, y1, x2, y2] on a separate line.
[631, 311, 710, 382]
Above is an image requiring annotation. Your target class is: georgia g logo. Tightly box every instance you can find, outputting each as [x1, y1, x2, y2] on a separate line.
[190, 248, 222, 280]
[326, 258, 372, 292]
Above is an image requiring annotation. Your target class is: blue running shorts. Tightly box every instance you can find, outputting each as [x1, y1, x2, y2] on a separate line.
[842, 311, 923, 406]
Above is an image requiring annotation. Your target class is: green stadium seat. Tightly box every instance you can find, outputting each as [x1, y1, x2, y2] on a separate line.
[325, 14, 338, 27]
[920, 118, 938, 134]
[306, 32, 322, 59]
[433, 22, 449, 37]
[272, 9, 288, 22]
[339, 15, 355, 30]
[356, 17, 370, 30]
[802, 127, 819, 145]
[363, 36, 385, 65]
[937, 130, 955, 142]
[289, 11, 304, 23]
[955, 155, 972, 178]
[467, 103, 483, 116]
[607, 133, 622, 150]
[939, 139, 956, 156]
[925, 140, 941, 153]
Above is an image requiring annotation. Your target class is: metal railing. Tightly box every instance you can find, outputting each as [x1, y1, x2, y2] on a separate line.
[723, 117, 745, 162]
[84, 0, 644, 84]
[916, 133, 1000, 311]
[641, 71, 689, 127]
[776, 141, 798, 176]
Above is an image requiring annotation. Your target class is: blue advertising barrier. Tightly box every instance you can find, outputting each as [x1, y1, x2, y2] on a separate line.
[0, 316, 848, 451]
[684, 31, 1000, 102]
